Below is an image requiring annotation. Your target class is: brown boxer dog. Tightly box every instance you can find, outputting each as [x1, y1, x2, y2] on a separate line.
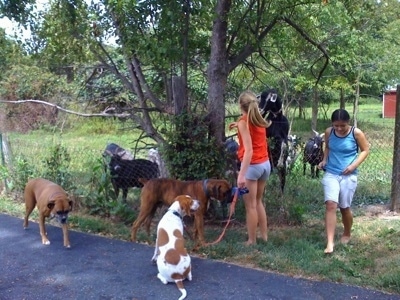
[131, 178, 232, 247]
[23, 178, 73, 248]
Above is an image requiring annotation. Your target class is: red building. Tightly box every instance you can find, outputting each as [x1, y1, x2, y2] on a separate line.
[382, 90, 397, 118]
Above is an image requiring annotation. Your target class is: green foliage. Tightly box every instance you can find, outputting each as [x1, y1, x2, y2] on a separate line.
[81, 157, 117, 216]
[8, 156, 38, 192]
[0, 163, 8, 180]
[0, 0, 35, 23]
[287, 203, 306, 225]
[82, 157, 136, 224]
[42, 144, 73, 190]
[162, 112, 227, 180]
[32, 0, 95, 77]
[0, 64, 72, 100]
[0, 29, 27, 81]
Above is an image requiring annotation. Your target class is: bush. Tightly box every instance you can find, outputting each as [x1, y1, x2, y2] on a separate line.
[42, 144, 74, 190]
[8, 156, 38, 192]
[162, 112, 227, 180]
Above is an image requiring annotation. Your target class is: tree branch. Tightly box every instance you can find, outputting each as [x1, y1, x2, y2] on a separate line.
[282, 17, 330, 85]
[0, 99, 131, 118]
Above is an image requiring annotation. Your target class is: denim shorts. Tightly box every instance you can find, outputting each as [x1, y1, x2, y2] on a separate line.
[321, 172, 358, 208]
[246, 160, 271, 181]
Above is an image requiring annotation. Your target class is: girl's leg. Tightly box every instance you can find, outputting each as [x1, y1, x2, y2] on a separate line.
[243, 179, 258, 245]
[338, 175, 356, 244]
[256, 179, 268, 241]
[325, 200, 338, 253]
[339, 207, 353, 244]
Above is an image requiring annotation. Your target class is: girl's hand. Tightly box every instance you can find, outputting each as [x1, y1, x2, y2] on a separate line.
[342, 164, 356, 175]
[229, 122, 238, 130]
[318, 161, 326, 170]
[237, 173, 246, 188]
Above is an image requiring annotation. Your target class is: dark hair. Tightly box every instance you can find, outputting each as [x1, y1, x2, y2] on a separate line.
[331, 109, 350, 122]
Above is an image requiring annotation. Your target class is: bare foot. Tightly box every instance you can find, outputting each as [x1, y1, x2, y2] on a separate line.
[258, 234, 268, 242]
[324, 243, 334, 254]
[245, 240, 256, 246]
[340, 235, 351, 244]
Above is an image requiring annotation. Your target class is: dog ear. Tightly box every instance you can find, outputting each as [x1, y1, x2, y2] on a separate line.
[212, 183, 225, 200]
[183, 196, 192, 217]
[138, 178, 148, 185]
[47, 201, 55, 210]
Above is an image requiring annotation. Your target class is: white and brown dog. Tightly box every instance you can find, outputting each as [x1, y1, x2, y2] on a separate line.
[151, 195, 200, 300]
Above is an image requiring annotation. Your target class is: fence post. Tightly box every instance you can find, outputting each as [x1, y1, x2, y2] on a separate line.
[0, 133, 6, 192]
[390, 85, 400, 211]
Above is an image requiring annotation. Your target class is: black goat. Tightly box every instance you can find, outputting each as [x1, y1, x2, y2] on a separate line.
[258, 88, 290, 192]
[303, 131, 324, 178]
[103, 143, 160, 202]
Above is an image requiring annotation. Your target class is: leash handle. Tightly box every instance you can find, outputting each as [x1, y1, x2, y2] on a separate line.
[204, 188, 239, 247]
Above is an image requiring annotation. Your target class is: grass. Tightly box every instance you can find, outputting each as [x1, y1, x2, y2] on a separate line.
[1, 98, 399, 295]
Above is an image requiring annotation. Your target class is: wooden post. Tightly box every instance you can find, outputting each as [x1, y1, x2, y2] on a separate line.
[391, 85, 400, 211]
[0, 133, 10, 192]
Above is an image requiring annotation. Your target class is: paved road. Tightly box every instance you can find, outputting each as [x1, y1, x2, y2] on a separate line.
[1, 213, 399, 300]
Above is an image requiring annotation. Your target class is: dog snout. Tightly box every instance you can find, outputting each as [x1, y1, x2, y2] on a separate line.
[57, 214, 68, 224]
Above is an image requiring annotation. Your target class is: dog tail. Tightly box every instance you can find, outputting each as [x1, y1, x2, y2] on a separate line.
[176, 280, 187, 300]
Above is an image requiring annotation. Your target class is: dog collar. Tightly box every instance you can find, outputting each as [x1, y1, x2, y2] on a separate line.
[169, 210, 182, 220]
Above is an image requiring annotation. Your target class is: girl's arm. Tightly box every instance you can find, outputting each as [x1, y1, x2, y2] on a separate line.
[237, 120, 253, 188]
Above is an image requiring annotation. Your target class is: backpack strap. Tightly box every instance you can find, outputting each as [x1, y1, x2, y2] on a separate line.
[351, 126, 359, 152]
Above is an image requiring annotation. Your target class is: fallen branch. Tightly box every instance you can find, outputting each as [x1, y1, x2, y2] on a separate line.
[0, 99, 131, 118]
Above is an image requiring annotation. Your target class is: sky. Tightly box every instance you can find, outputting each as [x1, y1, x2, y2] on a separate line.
[0, 17, 30, 39]
[0, 0, 47, 40]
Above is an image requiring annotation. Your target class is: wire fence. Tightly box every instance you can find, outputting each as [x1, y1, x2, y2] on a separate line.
[0, 116, 395, 206]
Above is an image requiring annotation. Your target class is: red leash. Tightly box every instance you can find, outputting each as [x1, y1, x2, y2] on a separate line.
[204, 189, 239, 246]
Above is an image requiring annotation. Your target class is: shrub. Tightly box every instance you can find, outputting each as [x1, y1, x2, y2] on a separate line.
[42, 144, 74, 190]
[9, 156, 38, 192]
[162, 112, 227, 180]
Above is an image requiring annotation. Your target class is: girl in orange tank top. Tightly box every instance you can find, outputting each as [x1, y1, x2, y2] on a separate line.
[229, 91, 271, 245]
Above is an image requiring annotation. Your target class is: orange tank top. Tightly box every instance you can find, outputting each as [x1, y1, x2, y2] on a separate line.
[237, 115, 269, 164]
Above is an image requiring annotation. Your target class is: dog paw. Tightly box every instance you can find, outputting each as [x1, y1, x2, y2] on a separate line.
[157, 273, 168, 285]
[65, 245, 71, 249]
[43, 240, 51, 245]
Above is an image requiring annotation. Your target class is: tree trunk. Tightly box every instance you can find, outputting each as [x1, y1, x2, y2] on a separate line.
[340, 88, 345, 109]
[391, 85, 400, 212]
[173, 76, 188, 114]
[353, 75, 360, 128]
[207, 0, 231, 144]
